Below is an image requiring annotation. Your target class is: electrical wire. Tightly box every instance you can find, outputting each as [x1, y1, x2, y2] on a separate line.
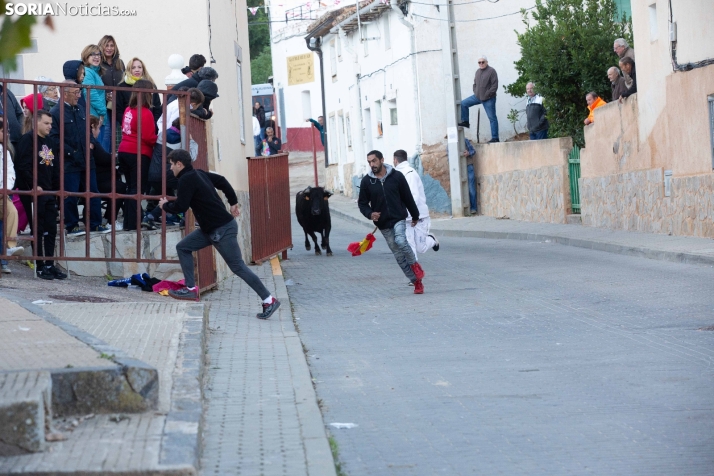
[411, 4, 535, 21]
[207, 0, 216, 63]
[358, 48, 441, 79]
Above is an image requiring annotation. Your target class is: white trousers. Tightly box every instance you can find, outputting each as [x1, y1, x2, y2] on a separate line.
[405, 217, 435, 260]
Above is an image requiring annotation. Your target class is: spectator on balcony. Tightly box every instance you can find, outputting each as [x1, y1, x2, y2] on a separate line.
[459, 55, 499, 143]
[35, 77, 59, 111]
[20, 93, 43, 134]
[608, 67, 628, 101]
[0, 82, 25, 149]
[98, 35, 125, 152]
[63, 60, 85, 84]
[584, 91, 607, 126]
[181, 54, 207, 79]
[618, 57, 637, 102]
[167, 67, 218, 104]
[254, 101, 266, 139]
[613, 38, 635, 88]
[196, 79, 218, 116]
[89, 115, 126, 230]
[115, 58, 162, 127]
[49, 81, 108, 236]
[525, 82, 549, 140]
[306, 116, 325, 146]
[81, 45, 108, 143]
[252, 115, 261, 156]
[0, 117, 24, 273]
[15, 110, 65, 279]
[261, 127, 282, 156]
[118, 79, 158, 231]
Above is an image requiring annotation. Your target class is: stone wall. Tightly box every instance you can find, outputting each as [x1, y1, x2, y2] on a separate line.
[580, 170, 714, 238]
[473, 137, 573, 224]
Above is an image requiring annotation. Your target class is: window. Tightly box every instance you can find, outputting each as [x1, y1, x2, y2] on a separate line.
[709, 95, 714, 169]
[390, 107, 398, 125]
[383, 15, 391, 50]
[330, 39, 337, 80]
[345, 113, 352, 148]
[613, 0, 632, 20]
[648, 3, 658, 41]
[375, 100, 383, 137]
[236, 61, 245, 143]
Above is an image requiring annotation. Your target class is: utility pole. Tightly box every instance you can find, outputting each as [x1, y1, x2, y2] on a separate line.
[440, 0, 468, 218]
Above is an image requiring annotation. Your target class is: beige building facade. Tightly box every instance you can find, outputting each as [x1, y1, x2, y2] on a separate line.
[580, 0, 714, 237]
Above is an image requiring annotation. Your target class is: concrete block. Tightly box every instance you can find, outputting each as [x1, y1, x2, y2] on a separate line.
[0, 371, 51, 455]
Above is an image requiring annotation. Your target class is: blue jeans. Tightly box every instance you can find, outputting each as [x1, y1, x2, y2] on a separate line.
[64, 170, 102, 231]
[461, 95, 499, 140]
[98, 123, 112, 152]
[467, 164, 477, 213]
[380, 220, 417, 283]
[529, 129, 548, 140]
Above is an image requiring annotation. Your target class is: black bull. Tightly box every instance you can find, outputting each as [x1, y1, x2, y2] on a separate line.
[295, 186, 333, 256]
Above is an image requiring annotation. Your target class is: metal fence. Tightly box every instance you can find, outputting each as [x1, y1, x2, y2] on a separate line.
[0, 79, 214, 289]
[568, 145, 581, 214]
[246, 152, 292, 264]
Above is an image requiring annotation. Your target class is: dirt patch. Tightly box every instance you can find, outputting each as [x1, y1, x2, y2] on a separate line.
[47, 294, 118, 304]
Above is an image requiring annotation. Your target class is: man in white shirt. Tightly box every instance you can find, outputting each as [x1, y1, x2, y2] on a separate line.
[393, 149, 439, 261]
[252, 116, 261, 156]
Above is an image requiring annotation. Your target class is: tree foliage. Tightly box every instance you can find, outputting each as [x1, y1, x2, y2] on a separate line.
[505, 0, 632, 146]
[0, 0, 38, 72]
[247, 0, 272, 83]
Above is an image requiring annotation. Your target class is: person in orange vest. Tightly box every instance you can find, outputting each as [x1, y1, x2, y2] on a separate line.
[584, 91, 607, 126]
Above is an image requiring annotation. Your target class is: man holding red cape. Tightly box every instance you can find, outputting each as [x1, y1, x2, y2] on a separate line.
[357, 150, 426, 294]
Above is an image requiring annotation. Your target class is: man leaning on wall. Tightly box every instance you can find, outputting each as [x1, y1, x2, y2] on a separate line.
[525, 82, 549, 140]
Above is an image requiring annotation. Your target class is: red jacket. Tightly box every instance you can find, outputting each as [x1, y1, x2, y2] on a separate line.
[119, 106, 157, 157]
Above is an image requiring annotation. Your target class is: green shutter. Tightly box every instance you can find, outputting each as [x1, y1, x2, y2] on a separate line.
[614, 0, 632, 20]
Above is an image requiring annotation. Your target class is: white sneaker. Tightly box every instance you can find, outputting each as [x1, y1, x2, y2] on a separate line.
[114, 222, 124, 231]
[0, 264, 10, 274]
[7, 246, 24, 256]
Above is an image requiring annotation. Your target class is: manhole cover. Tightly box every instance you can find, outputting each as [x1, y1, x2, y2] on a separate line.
[47, 295, 117, 303]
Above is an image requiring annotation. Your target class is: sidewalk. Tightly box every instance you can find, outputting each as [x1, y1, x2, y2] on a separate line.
[328, 195, 714, 266]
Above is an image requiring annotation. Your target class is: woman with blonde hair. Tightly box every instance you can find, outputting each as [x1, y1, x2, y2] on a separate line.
[115, 57, 162, 127]
[98, 34, 125, 151]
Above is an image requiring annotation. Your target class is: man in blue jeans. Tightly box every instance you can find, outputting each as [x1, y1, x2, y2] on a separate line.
[459, 55, 500, 143]
[49, 80, 108, 236]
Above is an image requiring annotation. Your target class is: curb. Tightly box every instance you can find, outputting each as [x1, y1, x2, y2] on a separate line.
[328, 208, 714, 267]
[270, 257, 337, 476]
[159, 303, 207, 473]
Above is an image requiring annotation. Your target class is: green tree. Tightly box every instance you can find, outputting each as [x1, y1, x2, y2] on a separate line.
[505, 0, 632, 146]
[0, 0, 40, 71]
[247, 0, 272, 84]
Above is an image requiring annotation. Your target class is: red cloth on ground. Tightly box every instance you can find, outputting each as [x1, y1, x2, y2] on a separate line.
[152, 279, 185, 293]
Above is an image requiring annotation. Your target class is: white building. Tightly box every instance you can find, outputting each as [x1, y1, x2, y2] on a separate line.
[271, 0, 535, 213]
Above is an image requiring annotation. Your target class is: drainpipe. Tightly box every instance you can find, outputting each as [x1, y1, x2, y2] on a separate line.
[306, 36, 329, 167]
[392, 3, 423, 157]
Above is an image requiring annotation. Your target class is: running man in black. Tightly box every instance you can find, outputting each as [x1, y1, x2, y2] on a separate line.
[158, 149, 280, 319]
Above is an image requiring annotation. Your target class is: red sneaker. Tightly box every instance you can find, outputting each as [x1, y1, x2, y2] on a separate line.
[411, 263, 425, 280]
[413, 280, 424, 294]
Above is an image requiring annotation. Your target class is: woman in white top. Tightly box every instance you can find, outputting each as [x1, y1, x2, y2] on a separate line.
[0, 117, 25, 272]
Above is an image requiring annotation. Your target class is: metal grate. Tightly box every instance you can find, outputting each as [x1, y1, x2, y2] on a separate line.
[568, 146, 581, 214]
[709, 95, 714, 169]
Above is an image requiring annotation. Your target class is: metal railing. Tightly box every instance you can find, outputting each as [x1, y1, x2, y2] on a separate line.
[284, 2, 324, 22]
[246, 152, 292, 264]
[568, 145, 581, 214]
[0, 79, 212, 281]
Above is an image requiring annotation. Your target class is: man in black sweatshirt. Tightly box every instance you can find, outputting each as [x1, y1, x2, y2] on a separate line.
[358, 150, 426, 294]
[158, 149, 280, 318]
[15, 110, 66, 279]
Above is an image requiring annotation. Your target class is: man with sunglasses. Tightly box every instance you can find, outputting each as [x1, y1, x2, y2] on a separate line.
[459, 55, 500, 143]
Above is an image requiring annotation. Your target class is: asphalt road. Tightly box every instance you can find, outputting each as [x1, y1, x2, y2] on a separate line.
[282, 212, 714, 475]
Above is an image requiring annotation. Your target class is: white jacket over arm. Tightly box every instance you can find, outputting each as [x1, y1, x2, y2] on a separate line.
[0, 145, 16, 190]
[395, 161, 429, 219]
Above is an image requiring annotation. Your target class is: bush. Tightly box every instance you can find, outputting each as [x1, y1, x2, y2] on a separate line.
[251, 46, 273, 85]
[505, 0, 632, 146]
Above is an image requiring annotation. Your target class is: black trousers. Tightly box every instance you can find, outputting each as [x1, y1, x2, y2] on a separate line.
[117, 152, 150, 231]
[35, 195, 58, 267]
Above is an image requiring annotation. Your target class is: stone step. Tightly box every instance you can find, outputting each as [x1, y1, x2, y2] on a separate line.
[0, 371, 52, 455]
[566, 214, 582, 225]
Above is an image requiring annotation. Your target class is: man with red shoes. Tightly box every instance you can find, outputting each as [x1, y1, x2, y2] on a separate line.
[358, 150, 426, 294]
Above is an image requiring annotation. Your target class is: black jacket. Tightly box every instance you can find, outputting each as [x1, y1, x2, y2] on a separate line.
[100, 59, 125, 122]
[115, 81, 162, 127]
[166, 75, 202, 104]
[265, 136, 282, 155]
[0, 84, 25, 145]
[49, 101, 94, 173]
[358, 164, 419, 230]
[91, 137, 114, 189]
[621, 66, 637, 99]
[14, 132, 60, 191]
[62, 60, 87, 110]
[162, 164, 238, 233]
[525, 95, 549, 133]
